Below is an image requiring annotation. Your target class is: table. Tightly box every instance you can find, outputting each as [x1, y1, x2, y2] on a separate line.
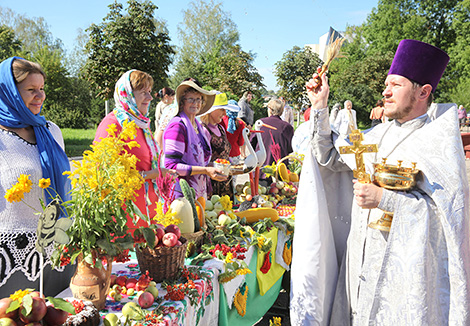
[58, 224, 292, 326]
[58, 260, 220, 326]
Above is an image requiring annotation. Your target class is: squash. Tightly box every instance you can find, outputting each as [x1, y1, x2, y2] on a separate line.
[170, 197, 194, 233]
[278, 163, 290, 182]
[234, 207, 279, 223]
[197, 196, 206, 211]
[180, 179, 200, 231]
[289, 173, 299, 182]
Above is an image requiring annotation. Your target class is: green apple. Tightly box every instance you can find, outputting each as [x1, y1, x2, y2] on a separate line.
[103, 313, 119, 326]
[145, 285, 159, 299]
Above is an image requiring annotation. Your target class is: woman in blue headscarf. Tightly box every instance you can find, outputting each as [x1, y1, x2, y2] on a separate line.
[0, 57, 72, 296]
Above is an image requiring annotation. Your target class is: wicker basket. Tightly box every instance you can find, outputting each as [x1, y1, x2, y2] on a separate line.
[181, 230, 204, 247]
[275, 154, 303, 183]
[136, 237, 188, 282]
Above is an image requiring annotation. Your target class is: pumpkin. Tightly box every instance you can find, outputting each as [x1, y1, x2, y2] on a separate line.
[170, 197, 194, 233]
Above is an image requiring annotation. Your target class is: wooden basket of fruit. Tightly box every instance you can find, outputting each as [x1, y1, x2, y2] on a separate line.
[136, 236, 187, 283]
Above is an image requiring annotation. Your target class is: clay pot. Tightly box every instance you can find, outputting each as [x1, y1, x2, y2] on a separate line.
[69, 252, 112, 311]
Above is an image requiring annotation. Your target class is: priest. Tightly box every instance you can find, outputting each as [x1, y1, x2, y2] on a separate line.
[295, 39, 470, 325]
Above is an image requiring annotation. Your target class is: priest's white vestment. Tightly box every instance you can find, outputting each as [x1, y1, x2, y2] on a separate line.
[310, 103, 470, 325]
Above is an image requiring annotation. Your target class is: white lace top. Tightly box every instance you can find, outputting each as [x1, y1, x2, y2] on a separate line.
[0, 121, 66, 285]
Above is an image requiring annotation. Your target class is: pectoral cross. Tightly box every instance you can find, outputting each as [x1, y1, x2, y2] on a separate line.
[339, 129, 378, 183]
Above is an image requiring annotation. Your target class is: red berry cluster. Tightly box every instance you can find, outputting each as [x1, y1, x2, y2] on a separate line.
[164, 280, 196, 301]
[113, 249, 131, 263]
[209, 244, 247, 260]
[181, 267, 200, 281]
[70, 300, 85, 314]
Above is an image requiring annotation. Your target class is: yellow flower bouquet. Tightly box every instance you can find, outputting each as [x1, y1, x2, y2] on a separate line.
[51, 120, 145, 268]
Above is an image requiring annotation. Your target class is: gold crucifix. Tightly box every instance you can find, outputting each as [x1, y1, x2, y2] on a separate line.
[339, 129, 378, 183]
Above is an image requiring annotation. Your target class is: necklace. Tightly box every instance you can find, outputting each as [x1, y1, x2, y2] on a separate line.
[192, 123, 199, 134]
[374, 122, 418, 162]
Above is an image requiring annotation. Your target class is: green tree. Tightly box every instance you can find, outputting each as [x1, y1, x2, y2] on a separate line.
[447, 0, 470, 108]
[0, 7, 63, 54]
[171, 0, 239, 86]
[329, 50, 394, 126]
[274, 46, 322, 111]
[0, 25, 22, 61]
[200, 44, 264, 96]
[83, 0, 174, 99]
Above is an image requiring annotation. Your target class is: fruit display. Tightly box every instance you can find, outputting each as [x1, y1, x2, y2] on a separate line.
[134, 224, 184, 250]
[0, 290, 75, 326]
[203, 195, 238, 227]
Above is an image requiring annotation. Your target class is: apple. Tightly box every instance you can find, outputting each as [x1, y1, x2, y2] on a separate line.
[245, 194, 253, 201]
[155, 226, 165, 244]
[126, 277, 138, 290]
[162, 233, 178, 247]
[138, 292, 154, 309]
[126, 288, 135, 296]
[19, 297, 47, 323]
[115, 275, 127, 287]
[164, 225, 181, 239]
[176, 240, 182, 246]
[0, 298, 18, 319]
[275, 181, 284, 189]
[210, 195, 221, 204]
[204, 200, 214, 211]
[110, 274, 118, 286]
[145, 285, 159, 299]
[269, 187, 279, 194]
[0, 317, 17, 326]
[43, 306, 69, 326]
[103, 313, 119, 326]
[122, 302, 144, 321]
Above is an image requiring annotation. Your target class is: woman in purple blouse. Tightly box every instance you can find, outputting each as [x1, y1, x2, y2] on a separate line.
[163, 79, 227, 199]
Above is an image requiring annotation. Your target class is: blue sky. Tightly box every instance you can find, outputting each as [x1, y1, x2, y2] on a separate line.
[4, 0, 379, 90]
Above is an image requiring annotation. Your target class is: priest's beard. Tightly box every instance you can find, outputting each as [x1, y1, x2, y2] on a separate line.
[385, 93, 416, 121]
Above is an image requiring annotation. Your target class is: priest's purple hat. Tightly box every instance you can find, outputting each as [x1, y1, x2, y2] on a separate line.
[388, 39, 449, 92]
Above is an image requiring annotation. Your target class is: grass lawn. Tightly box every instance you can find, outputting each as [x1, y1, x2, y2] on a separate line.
[62, 128, 96, 158]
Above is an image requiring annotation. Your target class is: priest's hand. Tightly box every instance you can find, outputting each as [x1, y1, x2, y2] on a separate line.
[353, 179, 383, 209]
[306, 71, 329, 110]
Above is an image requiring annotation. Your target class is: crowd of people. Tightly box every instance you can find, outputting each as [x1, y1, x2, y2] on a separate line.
[1, 37, 469, 326]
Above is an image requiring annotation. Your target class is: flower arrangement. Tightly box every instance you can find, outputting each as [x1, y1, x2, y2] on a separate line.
[51, 120, 145, 268]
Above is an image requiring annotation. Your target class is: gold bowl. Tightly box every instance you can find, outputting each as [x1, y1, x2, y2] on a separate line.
[373, 159, 420, 191]
[369, 159, 420, 232]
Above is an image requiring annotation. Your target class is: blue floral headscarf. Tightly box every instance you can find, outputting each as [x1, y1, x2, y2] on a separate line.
[0, 57, 71, 206]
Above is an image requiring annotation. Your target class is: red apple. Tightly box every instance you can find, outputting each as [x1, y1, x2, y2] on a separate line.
[19, 297, 47, 323]
[0, 298, 18, 319]
[43, 306, 69, 326]
[0, 318, 17, 326]
[125, 278, 138, 290]
[115, 276, 127, 287]
[137, 292, 154, 309]
[110, 274, 118, 287]
[154, 234, 160, 248]
[164, 225, 181, 239]
[269, 187, 279, 194]
[177, 240, 182, 246]
[162, 233, 178, 247]
[154, 227, 165, 242]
